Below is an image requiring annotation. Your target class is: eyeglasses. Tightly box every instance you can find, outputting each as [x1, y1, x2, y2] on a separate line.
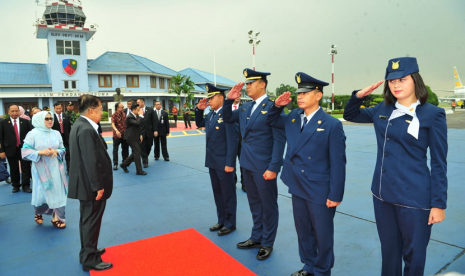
[44, 118, 53, 121]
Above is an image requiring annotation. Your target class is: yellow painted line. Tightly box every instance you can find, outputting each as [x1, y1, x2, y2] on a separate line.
[103, 132, 205, 143]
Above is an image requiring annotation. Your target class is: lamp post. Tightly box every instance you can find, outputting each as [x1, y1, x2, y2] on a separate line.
[248, 30, 261, 70]
[329, 45, 337, 111]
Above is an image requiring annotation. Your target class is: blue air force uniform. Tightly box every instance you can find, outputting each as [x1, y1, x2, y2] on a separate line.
[267, 73, 346, 276]
[204, 84, 239, 231]
[223, 69, 286, 248]
[343, 57, 448, 276]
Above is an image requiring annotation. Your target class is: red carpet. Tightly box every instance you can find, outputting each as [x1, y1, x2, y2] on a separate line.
[90, 228, 257, 276]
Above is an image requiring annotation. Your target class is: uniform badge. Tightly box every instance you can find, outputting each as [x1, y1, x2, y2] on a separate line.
[8, 121, 10, 123]
[405, 120, 411, 124]
[379, 115, 387, 120]
[206, 85, 209, 92]
[296, 74, 301, 84]
[262, 103, 265, 106]
[317, 128, 325, 131]
[261, 110, 268, 114]
[243, 70, 248, 77]
[241, 109, 246, 112]
[318, 120, 321, 124]
[292, 119, 296, 123]
[216, 126, 219, 130]
[217, 118, 223, 124]
[392, 60, 400, 70]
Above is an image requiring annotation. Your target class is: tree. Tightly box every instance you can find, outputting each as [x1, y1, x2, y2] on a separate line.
[275, 84, 297, 97]
[426, 85, 439, 106]
[168, 74, 196, 108]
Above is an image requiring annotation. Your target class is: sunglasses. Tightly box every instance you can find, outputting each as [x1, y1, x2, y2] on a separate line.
[44, 118, 53, 121]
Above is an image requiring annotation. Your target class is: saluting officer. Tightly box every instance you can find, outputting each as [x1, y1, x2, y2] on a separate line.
[343, 57, 448, 276]
[223, 69, 286, 261]
[267, 72, 346, 276]
[198, 83, 239, 236]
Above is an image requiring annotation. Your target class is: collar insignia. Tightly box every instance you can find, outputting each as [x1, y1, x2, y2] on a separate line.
[261, 110, 268, 114]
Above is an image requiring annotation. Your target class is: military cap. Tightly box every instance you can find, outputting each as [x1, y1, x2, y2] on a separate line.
[67, 101, 74, 106]
[243, 68, 270, 84]
[385, 57, 419, 80]
[295, 72, 329, 93]
[205, 83, 228, 99]
[42, 106, 50, 111]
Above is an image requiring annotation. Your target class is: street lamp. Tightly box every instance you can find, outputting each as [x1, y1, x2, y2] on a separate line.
[248, 30, 260, 70]
[328, 45, 337, 111]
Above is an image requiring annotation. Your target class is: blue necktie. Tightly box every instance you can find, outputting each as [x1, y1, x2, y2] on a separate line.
[246, 101, 256, 125]
[301, 117, 308, 132]
[209, 112, 216, 126]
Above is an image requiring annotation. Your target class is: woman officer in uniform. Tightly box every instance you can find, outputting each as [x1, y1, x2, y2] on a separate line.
[343, 57, 448, 276]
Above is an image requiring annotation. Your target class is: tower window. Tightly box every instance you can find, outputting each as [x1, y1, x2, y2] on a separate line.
[63, 80, 77, 90]
[56, 40, 80, 55]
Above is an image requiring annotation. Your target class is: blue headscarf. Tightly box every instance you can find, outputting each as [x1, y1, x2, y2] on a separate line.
[32, 111, 53, 132]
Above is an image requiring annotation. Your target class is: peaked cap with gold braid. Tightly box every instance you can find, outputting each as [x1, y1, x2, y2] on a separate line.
[206, 83, 228, 99]
[295, 72, 329, 93]
[243, 68, 271, 84]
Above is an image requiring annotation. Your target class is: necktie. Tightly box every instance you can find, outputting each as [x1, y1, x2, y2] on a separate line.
[13, 119, 20, 147]
[301, 117, 308, 132]
[143, 108, 145, 115]
[209, 112, 216, 125]
[246, 101, 256, 125]
[59, 114, 64, 133]
[234, 105, 237, 110]
[158, 110, 161, 120]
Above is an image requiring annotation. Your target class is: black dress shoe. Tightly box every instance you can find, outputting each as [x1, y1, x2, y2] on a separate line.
[97, 248, 106, 255]
[120, 164, 129, 173]
[136, 171, 147, 175]
[143, 163, 148, 168]
[83, 261, 113, 271]
[209, 223, 224, 231]
[164, 158, 169, 161]
[6, 177, 11, 184]
[237, 239, 261, 249]
[257, 246, 273, 260]
[290, 269, 314, 276]
[218, 227, 236, 236]
[12, 187, 20, 193]
[113, 165, 118, 170]
[23, 187, 32, 193]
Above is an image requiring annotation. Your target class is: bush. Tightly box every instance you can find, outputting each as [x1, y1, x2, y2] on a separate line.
[101, 111, 109, 121]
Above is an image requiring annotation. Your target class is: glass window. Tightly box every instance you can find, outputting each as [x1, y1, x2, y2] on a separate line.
[64, 81, 69, 89]
[72, 41, 80, 56]
[150, 76, 157, 88]
[56, 40, 64, 55]
[98, 75, 112, 87]
[127, 75, 139, 88]
[71, 81, 77, 89]
[159, 78, 165, 89]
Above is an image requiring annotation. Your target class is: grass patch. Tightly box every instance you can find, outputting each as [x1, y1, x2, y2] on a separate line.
[331, 114, 344, 119]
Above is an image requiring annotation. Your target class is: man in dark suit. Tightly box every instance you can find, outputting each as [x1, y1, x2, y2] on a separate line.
[232, 97, 245, 192]
[52, 102, 71, 174]
[136, 98, 157, 168]
[0, 104, 32, 193]
[223, 69, 286, 261]
[120, 104, 147, 175]
[68, 95, 113, 272]
[267, 72, 346, 276]
[153, 101, 170, 161]
[198, 83, 238, 236]
[123, 100, 133, 117]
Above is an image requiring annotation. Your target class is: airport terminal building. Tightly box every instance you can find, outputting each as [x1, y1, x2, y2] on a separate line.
[0, 0, 238, 115]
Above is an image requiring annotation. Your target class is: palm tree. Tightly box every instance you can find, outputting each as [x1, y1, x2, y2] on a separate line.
[168, 74, 196, 108]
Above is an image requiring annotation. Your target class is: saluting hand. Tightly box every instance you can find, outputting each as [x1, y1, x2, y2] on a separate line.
[198, 98, 209, 110]
[96, 189, 104, 201]
[326, 199, 341, 208]
[428, 207, 445, 225]
[227, 82, 244, 100]
[275, 92, 292, 107]
[356, 80, 384, 98]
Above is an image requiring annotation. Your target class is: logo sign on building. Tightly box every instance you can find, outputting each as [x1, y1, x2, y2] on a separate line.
[62, 59, 78, 76]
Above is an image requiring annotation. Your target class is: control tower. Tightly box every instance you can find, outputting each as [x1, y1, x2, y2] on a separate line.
[35, 0, 96, 93]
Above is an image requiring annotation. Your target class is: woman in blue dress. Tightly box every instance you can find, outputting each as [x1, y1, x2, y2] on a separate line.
[344, 57, 447, 276]
[22, 111, 68, 229]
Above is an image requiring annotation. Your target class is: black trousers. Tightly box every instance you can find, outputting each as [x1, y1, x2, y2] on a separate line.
[153, 136, 169, 159]
[139, 135, 153, 165]
[184, 114, 192, 128]
[112, 137, 129, 165]
[173, 115, 177, 124]
[123, 139, 143, 173]
[6, 147, 31, 189]
[79, 199, 106, 268]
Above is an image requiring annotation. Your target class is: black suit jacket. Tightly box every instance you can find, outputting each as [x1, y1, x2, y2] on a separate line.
[68, 117, 113, 201]
[124, 113, 143, 142]
[154, 110, 170, 136]
[0, 117, 32, 157]
[140, 106, 157, 139]
[52, 113, 71, 143]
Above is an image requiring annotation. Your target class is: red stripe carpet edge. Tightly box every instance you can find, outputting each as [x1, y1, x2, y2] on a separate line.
[90, 228, 257, 276]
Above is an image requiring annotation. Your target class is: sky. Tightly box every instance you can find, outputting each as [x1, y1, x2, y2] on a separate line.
[1, 0, 464, 96]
